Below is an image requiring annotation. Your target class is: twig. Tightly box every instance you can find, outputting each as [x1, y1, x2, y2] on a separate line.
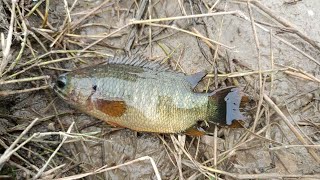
[0, 118, 39, 171]
[50, 0, 114, 47]
[205, 68, 288, 78]
[130, 11, 241, 24]
[145, 23, 234, 49]
[41, 163, 66, 178]
[263, 94, 320, 163]
[0, 0, 17, 76]
[269, 30, 274, 96]
[209, 0, 221, 12]
[0, 85, 50, 96]
[247, 1, 263, 133]
[79, 24, 131, 53]
[54, 156, 161, 180]
[62, 0, 71, 23]
[33, 122, 75, 179]
[0, 139, 40, 172]
[270, 144, 320, 151]
[6, 3, 28, 73]
[41, 0, 49, 27]
[71, 1, 113, 30]
[273, 35, 320, 66]
[235, 172, 320, 179]
[0, 76, 50, 85]
[148, 0, 152, 58]
[124, 0, 148, 51]
[250, 0, 320, 52]
[8, 160, 36, 176]
[234, 5, 320, 66]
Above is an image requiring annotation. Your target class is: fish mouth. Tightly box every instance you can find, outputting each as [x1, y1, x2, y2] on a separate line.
[53, 83, 69, 102]
[53, 84, 80, 107]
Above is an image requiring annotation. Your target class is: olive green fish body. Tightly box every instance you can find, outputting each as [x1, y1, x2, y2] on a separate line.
[54, 56, 243, 133]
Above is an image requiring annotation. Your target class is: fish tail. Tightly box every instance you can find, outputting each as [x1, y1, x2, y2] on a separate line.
[207, 87, 245, 127]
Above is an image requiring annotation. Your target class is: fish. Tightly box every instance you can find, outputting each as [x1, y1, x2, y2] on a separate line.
[53, 55, 244, 135]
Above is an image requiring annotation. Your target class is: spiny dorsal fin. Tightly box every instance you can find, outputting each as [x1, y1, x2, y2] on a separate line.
[108, 54, 171, 71]
[185, 71, 207, 89]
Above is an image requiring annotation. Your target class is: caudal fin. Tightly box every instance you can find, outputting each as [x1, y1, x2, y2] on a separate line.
[208, 87, 245, 127]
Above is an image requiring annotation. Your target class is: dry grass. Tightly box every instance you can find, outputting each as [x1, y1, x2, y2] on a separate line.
[0, 0, 319, 179]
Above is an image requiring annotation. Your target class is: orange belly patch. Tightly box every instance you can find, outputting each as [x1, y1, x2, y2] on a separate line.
[94, 99, 127, 117]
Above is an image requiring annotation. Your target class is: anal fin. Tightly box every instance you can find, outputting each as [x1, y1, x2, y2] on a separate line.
[106, 121, 125, 128]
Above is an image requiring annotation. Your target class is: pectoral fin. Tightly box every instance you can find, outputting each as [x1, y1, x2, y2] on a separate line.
[94, 99, 127, 117]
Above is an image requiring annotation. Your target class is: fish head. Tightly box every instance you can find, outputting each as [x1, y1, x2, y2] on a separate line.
[53, 73, 96, 108]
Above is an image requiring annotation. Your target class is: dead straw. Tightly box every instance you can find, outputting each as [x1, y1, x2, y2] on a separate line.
[263, 94, 320, 163]
[33, 122, 75, 179]
[0, 75, 50, 85]
[0, 0, 17, 76]
[54, 156, 161, 180]
[0, 118, 39, 171]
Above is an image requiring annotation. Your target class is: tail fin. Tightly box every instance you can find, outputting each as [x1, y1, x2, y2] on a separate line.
[208, 87, 245, 127]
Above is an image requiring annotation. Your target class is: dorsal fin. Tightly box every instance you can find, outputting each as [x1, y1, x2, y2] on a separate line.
[108, 54, 171, 71]
[185, 71, 207, 89]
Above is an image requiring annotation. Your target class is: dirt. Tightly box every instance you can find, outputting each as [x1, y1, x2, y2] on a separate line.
[0, 0, 320, 179]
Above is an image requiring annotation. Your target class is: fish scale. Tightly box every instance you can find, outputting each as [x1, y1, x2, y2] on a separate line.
[53, 55, 244, 134]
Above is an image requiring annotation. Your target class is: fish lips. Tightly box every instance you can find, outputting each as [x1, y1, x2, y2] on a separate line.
[53, 83, 83, 108]
[53, 83, 69, 102]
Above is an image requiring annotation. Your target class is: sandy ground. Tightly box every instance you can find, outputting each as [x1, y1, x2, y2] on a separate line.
[0, 0, 319, 179]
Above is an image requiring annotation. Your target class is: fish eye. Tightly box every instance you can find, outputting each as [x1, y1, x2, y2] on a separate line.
[92, 85, 97, 91]
[56, 75, 67, 89]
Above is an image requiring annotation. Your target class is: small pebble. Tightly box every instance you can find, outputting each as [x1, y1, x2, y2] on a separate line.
[271, 96, 281, 105]
[306, 93, 314, 100]
[307, 10, 314, 17]
[47, 122, 55, 131]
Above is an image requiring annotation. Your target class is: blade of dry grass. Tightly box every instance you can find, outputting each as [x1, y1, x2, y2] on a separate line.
[124, 0, 148, 51]
[0, 75, 50, 85]
[263, 94, 320, 163]
[205, 68, 287, 78]
[232, 2, 320, 66]
[54, 156, 161, 180]
[0, 118, 39, 171]
[130, 10, 241, 24]
[6, 3, 28, 73]
[0, 0, 17, 76]
[145, 23, 234, 49]
[250, 0, 320, 51]
[247, 1, 263, 133]
[33, 122, 75, 179]
[0, 85, 50, 96]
